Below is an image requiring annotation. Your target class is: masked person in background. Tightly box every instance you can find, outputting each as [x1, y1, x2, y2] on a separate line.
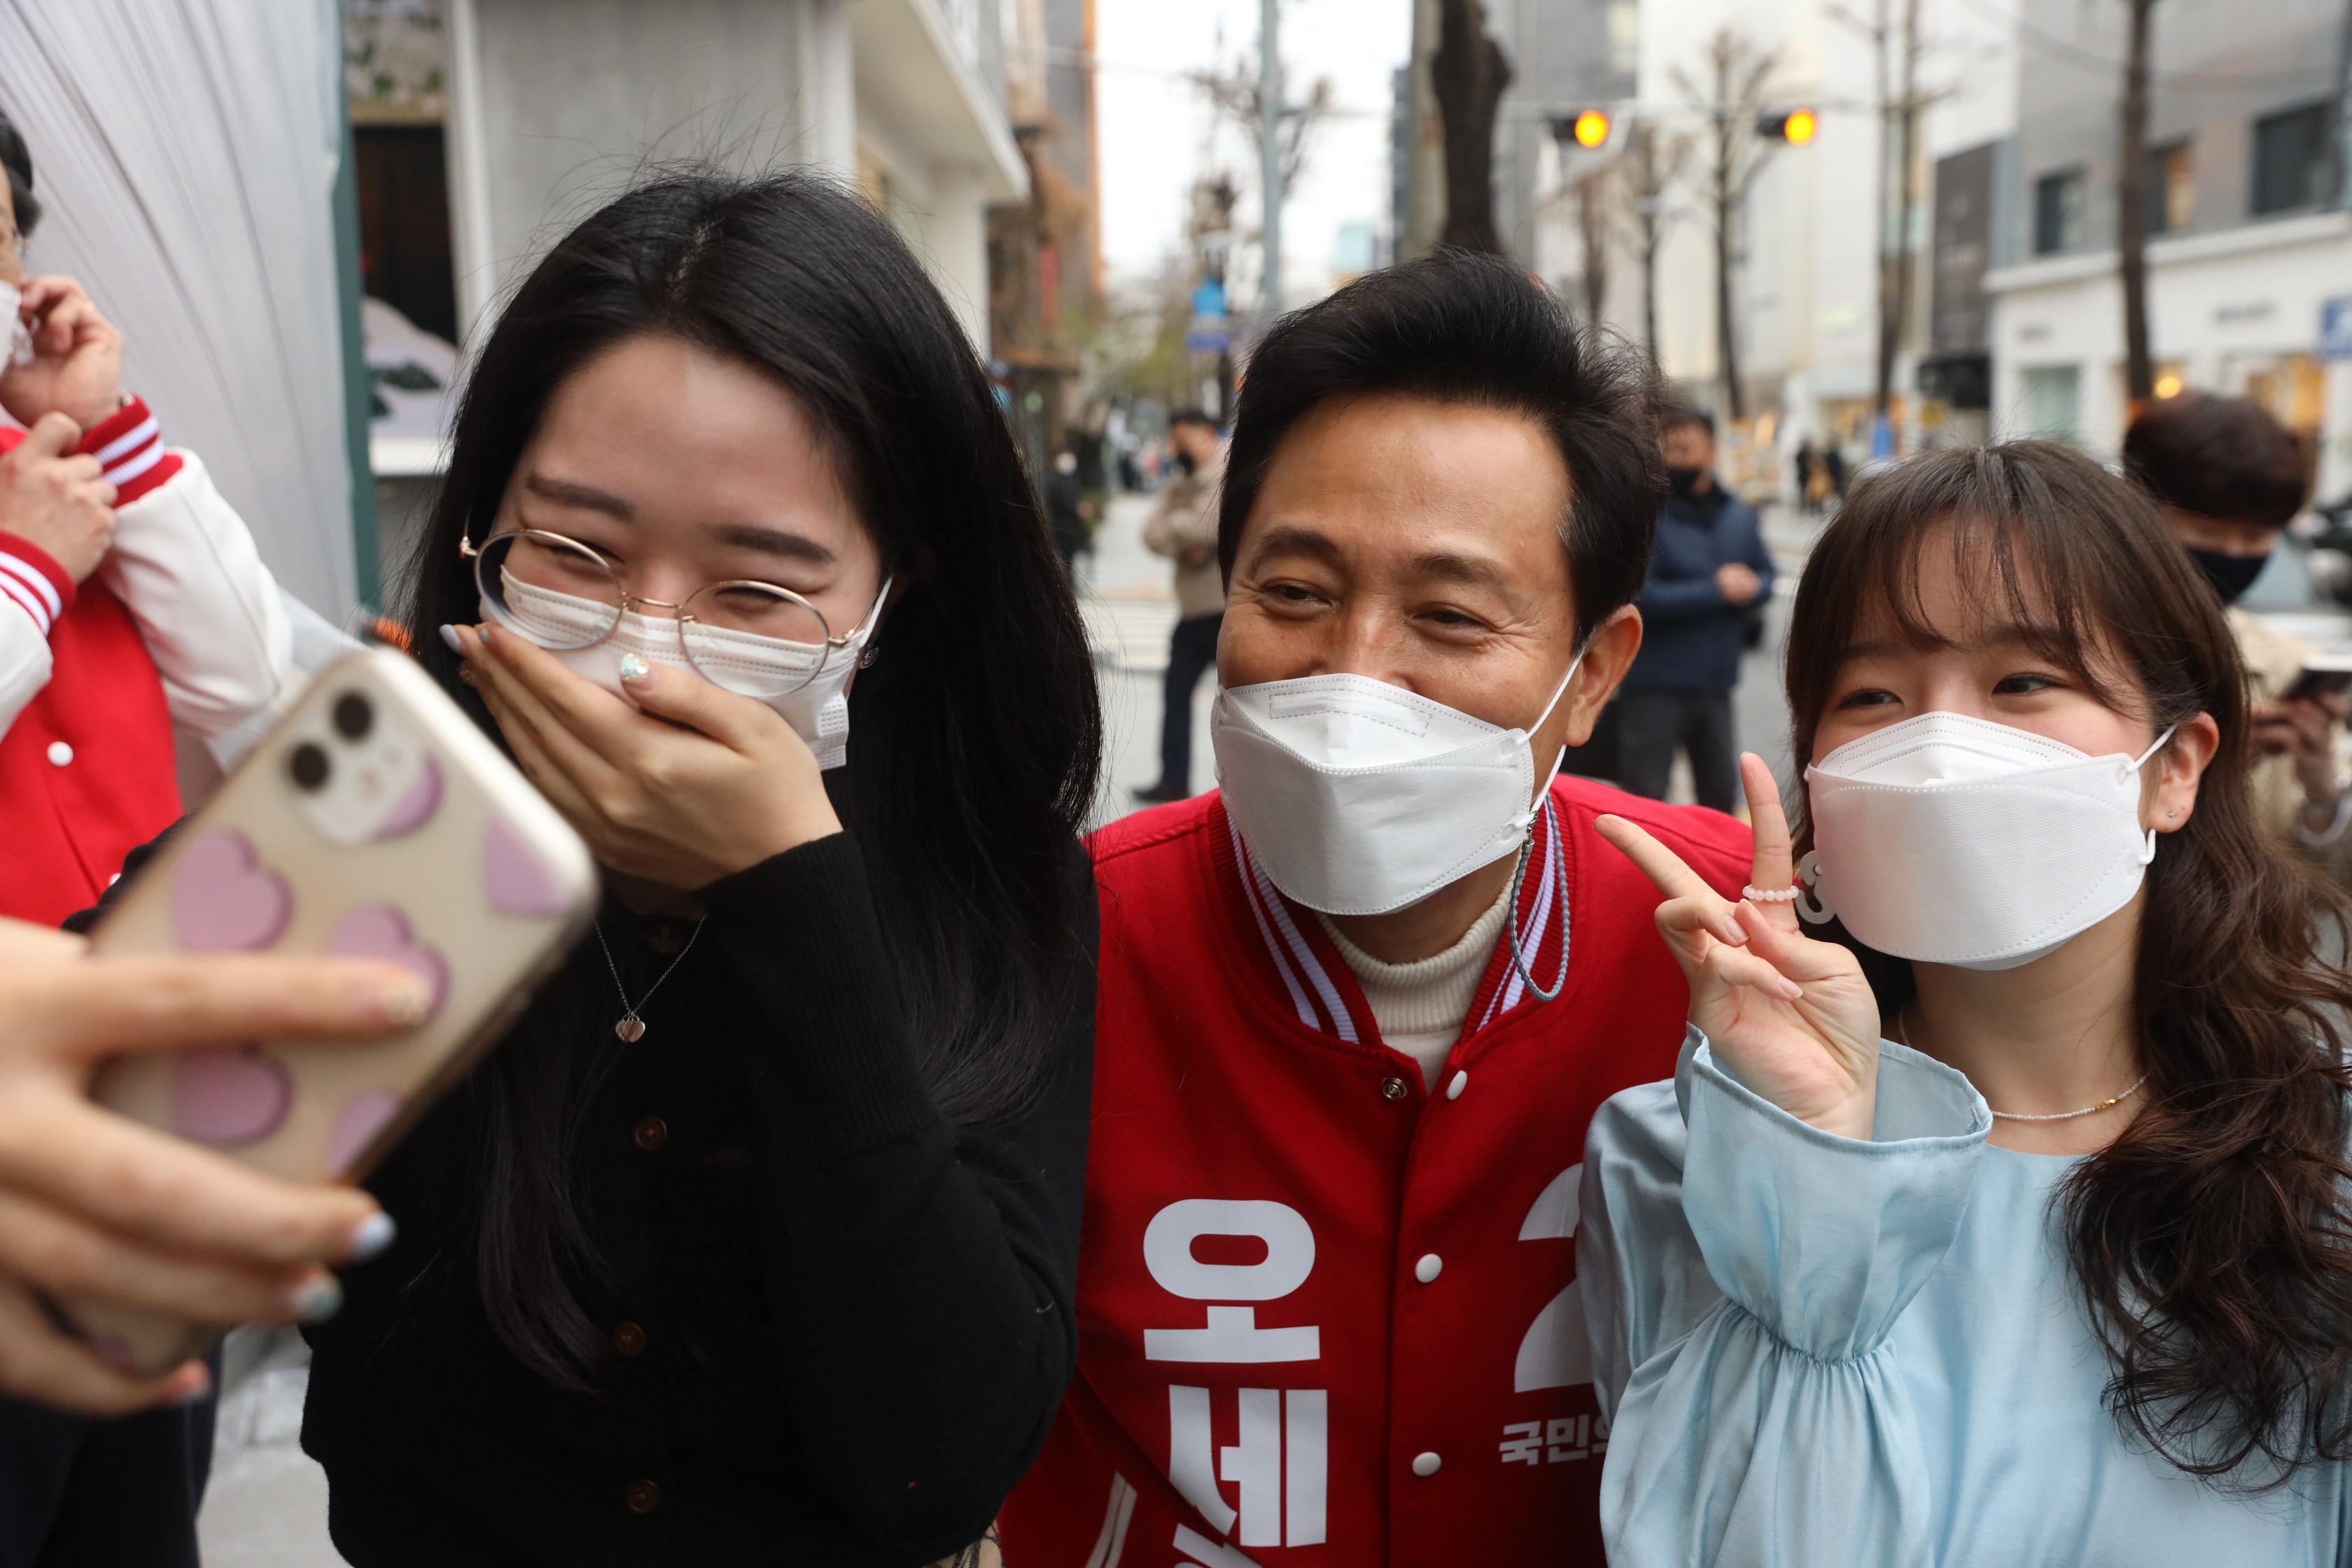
[998, 253, 1749, 1564]
[1584, 442, 2352, 1566]
[1134, 408, 1228, 803]
[1615, 407, 1773, 813]
[0, 108, 291, 925]
[91, 171, 1106, 1567]
[2122, 392, 2352, 885]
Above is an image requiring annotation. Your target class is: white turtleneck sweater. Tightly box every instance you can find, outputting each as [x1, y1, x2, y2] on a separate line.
[1315, 881, 1515, 1089]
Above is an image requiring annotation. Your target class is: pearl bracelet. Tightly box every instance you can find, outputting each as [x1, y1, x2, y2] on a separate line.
[1743, 884, 1801, 903]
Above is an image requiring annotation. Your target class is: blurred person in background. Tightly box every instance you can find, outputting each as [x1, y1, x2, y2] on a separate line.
[1616, 407, 1773, 813]
[1133, 407, 1225, 803]
[0, 107, 291, 927]
[1044, 446, 1093, 578]
[2124, 392, 2352, 885]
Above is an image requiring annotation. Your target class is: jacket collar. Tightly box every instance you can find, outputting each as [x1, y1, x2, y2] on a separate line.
[1211, 786, 1572, 1052]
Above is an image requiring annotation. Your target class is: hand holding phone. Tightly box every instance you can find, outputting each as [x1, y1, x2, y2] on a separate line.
[0, 919, 420, 1413]
[71, 649, 596, 1374]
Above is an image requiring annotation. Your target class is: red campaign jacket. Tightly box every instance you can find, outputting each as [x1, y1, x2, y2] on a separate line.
[0, 401, 186, 925]
[998, 777, 1749, 1566]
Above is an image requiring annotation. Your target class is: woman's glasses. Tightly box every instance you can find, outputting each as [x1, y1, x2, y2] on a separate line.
[464, 527, 874, 698]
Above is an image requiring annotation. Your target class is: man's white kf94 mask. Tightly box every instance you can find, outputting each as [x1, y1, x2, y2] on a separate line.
[1211, 655, 1581, 917]
[1805, 710, 2175, 970]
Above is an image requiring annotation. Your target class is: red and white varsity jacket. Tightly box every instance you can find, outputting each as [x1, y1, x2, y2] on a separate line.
[0, 396, 291, 925]
[997, 777, 1749, 1567]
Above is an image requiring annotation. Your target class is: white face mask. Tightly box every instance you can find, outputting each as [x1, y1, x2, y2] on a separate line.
[482, 570, 888, 771]
[1805, 710, 2175, 970]
[1210, 655, 1581, 916]
[0, 281, 33, 368]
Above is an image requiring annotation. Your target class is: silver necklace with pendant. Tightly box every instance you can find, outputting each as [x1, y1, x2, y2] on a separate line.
[593, 917, 705, 1042]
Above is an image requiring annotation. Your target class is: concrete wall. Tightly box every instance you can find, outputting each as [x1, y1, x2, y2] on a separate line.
[458, 0, 817, 320]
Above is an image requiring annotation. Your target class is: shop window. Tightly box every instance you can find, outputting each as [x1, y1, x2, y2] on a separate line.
[2019, 365, 2080, 442]
[2253, 103, 2334, 216]
[2033, 168, 2085, 255]
[2146, 140, 2192, 235]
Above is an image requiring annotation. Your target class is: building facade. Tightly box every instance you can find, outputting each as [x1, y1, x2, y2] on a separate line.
[1984, 0, 2352, 501]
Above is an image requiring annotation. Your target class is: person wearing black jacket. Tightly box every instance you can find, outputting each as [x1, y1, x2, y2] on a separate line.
[1616, 407, 1774, 813]
[293, 172, 1101, 1565]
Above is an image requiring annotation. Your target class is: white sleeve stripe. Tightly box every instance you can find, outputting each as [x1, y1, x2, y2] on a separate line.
[92, 414, 160, 468]
[0, 572, 50, 634]
[103, 441, 166, 489]
[0, 550, 62, 619]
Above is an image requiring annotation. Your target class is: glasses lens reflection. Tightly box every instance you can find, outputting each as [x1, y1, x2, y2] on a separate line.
[477, 531, 624, 650]
[680, 584, 831, 697]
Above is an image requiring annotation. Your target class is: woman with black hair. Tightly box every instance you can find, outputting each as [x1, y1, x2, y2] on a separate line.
[300, 169, 1102, 1565]
[1586, 442, 2352, 1564]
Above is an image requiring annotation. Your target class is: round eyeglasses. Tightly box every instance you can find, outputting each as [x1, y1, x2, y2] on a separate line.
[465, 527, 878, 699]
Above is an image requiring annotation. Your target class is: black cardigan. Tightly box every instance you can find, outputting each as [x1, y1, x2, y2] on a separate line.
[299, 832, 1096, 1566]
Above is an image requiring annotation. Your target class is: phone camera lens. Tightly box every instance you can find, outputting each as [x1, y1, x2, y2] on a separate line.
[332, 692, 374, 740]
[288, 742, 331, 792]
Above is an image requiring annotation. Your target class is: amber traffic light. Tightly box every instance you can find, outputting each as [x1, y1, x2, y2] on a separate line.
[1758, 108, 1818, 145]
[1569, 108, 1612, 148]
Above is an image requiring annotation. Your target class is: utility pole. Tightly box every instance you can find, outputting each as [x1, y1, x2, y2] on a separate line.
[2118, 0, 2157, 405]
[1260, 0, 1284, 318]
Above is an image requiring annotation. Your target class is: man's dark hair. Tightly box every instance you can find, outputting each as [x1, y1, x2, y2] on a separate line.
[1664, 405, 1715, 438]
[2124, 391, 2307, 527]
[0, 111, 37, 239]
[1217, 249, 1665, 642]
[1168, 407, 1217, 431]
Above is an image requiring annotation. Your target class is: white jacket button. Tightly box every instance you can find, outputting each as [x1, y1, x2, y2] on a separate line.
[1410, 1451, 1441, 1477]
[46, 741, 71, 766]
[1414, 1254, 1442, 1283]
[1446, 1070, 1467, 1100]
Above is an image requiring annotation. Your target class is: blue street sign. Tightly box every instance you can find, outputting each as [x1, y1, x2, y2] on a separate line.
[1192, 279, 1228, 318]
[2323, 298, 2352, 362]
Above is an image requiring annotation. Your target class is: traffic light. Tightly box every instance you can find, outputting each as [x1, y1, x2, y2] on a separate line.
[1548, 109, 1612, 150]
[1757, 108, 1818, 145]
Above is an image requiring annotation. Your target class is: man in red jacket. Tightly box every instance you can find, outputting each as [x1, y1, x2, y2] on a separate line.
[998, 253, 1751, 1564]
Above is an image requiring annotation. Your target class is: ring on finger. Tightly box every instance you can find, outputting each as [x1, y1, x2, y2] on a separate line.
[1743, 884, 1800, 904]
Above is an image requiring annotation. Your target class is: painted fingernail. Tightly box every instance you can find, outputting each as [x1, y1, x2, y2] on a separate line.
[617, 653, 650, 685]
[288, 1273, 343, 1324]
[478, 624, 496, 645]
[373, 975, 432, 1028]
[1781, 979, 1805, 1000]
[346, 1212, 396, 1263]
[438, 623, 462, 654]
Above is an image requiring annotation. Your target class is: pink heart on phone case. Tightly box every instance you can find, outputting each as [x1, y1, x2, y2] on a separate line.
[172, 1045, 293, 1146]
[484, 816, 569, 915]
[327, 905, 449, 1014]
[172, 832, 292, 952]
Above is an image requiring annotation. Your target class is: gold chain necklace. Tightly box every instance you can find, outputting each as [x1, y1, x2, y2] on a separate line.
[1893, 1006, 2148, 1122]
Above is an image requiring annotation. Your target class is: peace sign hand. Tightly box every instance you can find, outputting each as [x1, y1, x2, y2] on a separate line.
[1597, 753, 1882, 1141]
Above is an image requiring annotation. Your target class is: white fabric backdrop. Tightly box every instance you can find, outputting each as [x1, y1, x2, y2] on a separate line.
[0, 0, 357, 619]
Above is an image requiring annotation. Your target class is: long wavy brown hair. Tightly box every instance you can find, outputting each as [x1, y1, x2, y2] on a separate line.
[1784, 441, 2352, 1486]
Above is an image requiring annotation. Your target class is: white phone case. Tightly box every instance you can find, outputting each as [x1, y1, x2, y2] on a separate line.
[72, 648, 596, 1375]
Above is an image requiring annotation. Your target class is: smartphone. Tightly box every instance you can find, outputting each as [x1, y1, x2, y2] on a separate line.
[2283, 654, 2352, 704]
[69, 648, 597, 1375]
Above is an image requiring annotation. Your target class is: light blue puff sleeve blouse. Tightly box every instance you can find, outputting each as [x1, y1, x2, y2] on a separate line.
[1577, 1028, 2352, 1568]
